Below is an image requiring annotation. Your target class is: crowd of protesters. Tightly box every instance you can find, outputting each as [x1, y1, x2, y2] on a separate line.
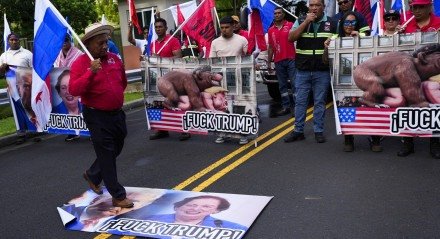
[3, 0, 440, 207]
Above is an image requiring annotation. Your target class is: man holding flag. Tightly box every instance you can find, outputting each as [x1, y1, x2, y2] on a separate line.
[148, 17, 187, 141]
[69, 23, 133, 208]
[399, 0, 440, 33]
[0, 33, 34, 144]
[127, 22, 149, 58]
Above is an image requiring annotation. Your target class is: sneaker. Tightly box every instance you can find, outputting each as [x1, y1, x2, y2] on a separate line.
[430, 138, 440, 159]
[397, 137, 414, 157]
[239, 137, 249, 145]
[275, 108, 291, 117]
[149, 130, 169, 140]
[315, 132, 326, 143]
[179, 133, 191, 141]
[284, 132, 305, 143]
[65, 135, 80, 142]
[215, 136, 225, 144]
[369, 136, 382, 152]
[343, 135, 354, 152]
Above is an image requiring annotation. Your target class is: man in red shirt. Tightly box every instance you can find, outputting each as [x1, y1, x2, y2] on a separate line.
[69, 23, 133, 208]
[150, 18, 182, 58]
[148, 18, 190, 141]
[267, 7, 296, 117]
[396, 0, 440, 159]
[402, 0, 440, 33]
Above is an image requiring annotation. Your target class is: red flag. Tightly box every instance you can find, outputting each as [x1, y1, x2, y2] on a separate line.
[127, 0, 142, 34]
[176, 4, 185, 25]
[247, 10, 267, 55]
[354, 0, 373, 27]
[181, 0, 216, 57]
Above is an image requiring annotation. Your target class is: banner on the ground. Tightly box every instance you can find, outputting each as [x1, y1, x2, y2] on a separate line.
[58, 187, 272, 239]
[5, 66, 89, 136]
[329, 32, 440, 137]
[143, 56, 259, 138]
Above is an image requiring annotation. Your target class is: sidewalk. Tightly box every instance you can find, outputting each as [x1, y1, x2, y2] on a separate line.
[0, 99, 144, 148]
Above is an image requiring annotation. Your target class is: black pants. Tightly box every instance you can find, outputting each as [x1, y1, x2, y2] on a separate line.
[83, 107, 127, 200]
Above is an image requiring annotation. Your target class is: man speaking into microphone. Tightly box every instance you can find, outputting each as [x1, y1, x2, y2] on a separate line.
[285, 0, 338, 144]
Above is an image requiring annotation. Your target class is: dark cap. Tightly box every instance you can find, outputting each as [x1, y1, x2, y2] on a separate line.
[384, 10, 400, 19]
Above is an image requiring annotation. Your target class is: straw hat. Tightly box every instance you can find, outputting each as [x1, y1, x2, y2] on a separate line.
[81, 22, 114, 42]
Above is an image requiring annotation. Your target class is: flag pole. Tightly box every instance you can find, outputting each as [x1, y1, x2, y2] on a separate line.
[67, 25, 94, 60]
[401, 0, 407, 22]
[157, 0, 207, 55]
[394, 15, 414, 34]
[269, 0, 297, 19]
[186, 35, 196, 57]
[213, 6, 221, 33]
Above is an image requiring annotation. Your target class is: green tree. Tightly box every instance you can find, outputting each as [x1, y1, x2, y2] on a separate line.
[0, 0, 97, 40]
[95, 0, 120, 25]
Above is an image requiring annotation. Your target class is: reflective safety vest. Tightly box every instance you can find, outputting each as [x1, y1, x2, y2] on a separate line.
[295, 16, 338, 71]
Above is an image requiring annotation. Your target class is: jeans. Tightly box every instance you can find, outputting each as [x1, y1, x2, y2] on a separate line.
[294, 70, 330, 133]
[274, 59, 296, 109]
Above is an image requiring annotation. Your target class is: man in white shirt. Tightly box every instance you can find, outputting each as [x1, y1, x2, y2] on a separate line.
[0, 33, 35, 145]
[209, 16, 248, 57]
[210, 16, 249, 145]
[127, 21, 149, 58]
[0, 33, 32, 72]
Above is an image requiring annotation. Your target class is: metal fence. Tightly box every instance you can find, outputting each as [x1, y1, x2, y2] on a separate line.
[0, 68, 142, 106]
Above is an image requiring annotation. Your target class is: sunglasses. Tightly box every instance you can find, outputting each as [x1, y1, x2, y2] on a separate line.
[384, 16, 399, 22]
[343, 20, 357, 27]
[338, 0, 350, 5]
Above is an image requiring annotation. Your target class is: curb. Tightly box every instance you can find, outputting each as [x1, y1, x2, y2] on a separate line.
[0, 99, 145, 148]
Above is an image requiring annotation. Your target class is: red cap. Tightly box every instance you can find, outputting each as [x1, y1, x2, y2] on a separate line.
[410, 0, 432, 6]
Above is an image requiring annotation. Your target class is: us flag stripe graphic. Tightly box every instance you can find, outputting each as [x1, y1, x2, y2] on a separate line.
[147, 109, 208, 135]
[338, 107, 432, 137]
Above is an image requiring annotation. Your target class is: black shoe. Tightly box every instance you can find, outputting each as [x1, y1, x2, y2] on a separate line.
[149, 130, 169, 140]
[397, 137, 414, 157]
[276, 108, 291, 117]
[65, 135, 80, 142]
[284, 132, 305, 143]
[179, 133, 191, 141]
[343, 135, 354, 152]
[369, 136, 382, 152]
[430, 138, 440, 159]
[15, 137, 26, 145]
[315, 132, 326, 143]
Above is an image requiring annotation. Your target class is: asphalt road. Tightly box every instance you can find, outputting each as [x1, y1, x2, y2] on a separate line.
[1, 84, 440, 239]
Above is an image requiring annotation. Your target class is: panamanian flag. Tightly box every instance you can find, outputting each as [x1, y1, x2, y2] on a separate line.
[33, 0, 70, 131]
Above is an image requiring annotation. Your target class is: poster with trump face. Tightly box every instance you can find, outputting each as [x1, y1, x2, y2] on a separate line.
[58, 187, 272, 239]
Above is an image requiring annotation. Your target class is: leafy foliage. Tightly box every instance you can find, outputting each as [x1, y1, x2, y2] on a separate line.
[95, 0, 120, 25]
[0, 0, 97, 40]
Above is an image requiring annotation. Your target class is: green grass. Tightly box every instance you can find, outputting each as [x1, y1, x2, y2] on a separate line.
[0, 117, 16, 137]
[0, 91, 144, 137]
[124, 92, 143, 102]
[0, 78, 6, 89]
[0, 104, 13, 119]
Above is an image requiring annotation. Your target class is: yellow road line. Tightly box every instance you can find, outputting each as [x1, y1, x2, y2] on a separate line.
[93, 233, 112, 239]
[173, 107, 315, 190]
[96, 103, 333, 239]
[192, 113, 313, 191]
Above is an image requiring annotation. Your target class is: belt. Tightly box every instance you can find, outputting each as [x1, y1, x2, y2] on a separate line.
[85, 106, 122, 115]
